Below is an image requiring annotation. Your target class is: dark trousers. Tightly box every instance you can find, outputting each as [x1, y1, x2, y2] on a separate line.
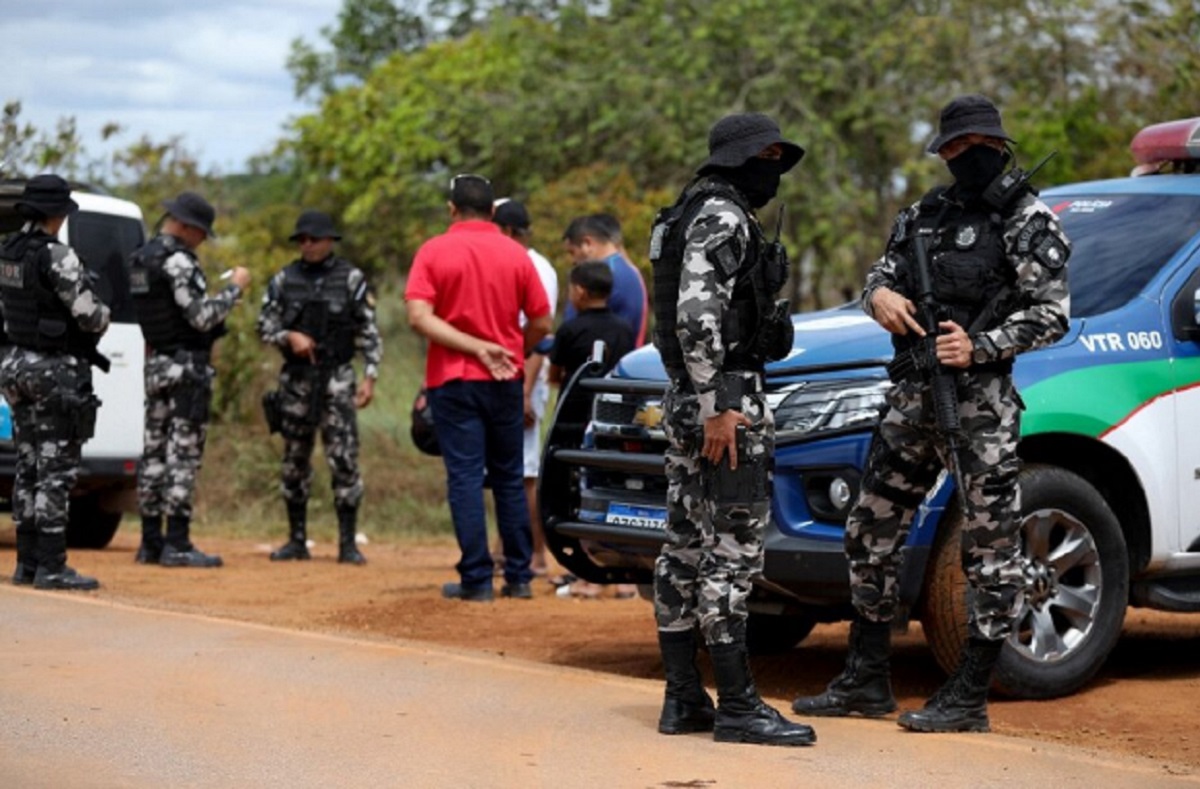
[428, 379, 532, 588]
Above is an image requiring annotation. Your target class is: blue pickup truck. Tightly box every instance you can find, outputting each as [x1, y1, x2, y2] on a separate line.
[539, 116, 1200, 700]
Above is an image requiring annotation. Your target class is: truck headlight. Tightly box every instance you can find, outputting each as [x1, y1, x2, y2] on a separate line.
[771, 378, 890, 437]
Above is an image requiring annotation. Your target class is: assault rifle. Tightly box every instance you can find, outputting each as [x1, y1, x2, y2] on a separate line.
[912, 231, 971, 515]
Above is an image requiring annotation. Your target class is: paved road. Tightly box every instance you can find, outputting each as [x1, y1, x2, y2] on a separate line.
[1, 587, 1195, 789]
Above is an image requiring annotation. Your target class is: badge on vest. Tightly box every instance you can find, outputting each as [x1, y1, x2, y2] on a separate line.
[129, 267, 150, 295]
[0, 259, 24, 289]
[955, 225, 978, 249]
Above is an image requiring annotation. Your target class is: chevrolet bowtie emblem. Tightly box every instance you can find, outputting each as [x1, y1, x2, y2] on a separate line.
[633, 404, 664, 429]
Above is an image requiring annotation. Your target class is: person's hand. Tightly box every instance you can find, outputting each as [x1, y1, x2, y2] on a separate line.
[229, 266, 251, 290]
[871, 288, 924, 336]
[703, 409, 752, 468]
[935, 320, 973, 368]
[355, 377, 375, 408]
[286, 331, 317, 363]
[476, 343, 519, 380]
[523, 392, 535, 428]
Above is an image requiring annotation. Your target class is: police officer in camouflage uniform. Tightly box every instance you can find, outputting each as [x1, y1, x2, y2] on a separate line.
[258, 211, 381, 565]
[792, 95, 1070, 733]
[650, 113, 815, 747]
[131, 192, 250, 568]
[0, 174, 109, 590]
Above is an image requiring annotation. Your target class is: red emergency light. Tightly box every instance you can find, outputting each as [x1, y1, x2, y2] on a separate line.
[1130, 117, 1200, 172]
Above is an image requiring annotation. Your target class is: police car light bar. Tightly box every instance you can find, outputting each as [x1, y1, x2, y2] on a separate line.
[1130, 117, 1200, 167]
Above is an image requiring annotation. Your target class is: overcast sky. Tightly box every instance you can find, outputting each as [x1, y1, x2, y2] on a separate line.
[2, 0, 345, 174]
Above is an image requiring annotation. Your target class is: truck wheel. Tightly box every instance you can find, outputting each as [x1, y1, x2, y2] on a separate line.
[920, 463, 1128, 699]
[746, 612, 816, 655]
[67, 494, 124, 549]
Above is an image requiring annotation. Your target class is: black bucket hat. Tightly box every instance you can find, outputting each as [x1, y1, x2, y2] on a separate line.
[697, 112, 805, 174]
[15, 174, 79, 219]
[927, 94, 1016, 154]
[289, 210, 342, 241]
[162, 191, 217, 238]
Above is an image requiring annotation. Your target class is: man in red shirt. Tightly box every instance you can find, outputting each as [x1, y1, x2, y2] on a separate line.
[406, 174, 553, 601]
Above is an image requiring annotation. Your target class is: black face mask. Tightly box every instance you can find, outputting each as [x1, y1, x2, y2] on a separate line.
[946, 144, 1009, 195]
[720, 158, 785, 208]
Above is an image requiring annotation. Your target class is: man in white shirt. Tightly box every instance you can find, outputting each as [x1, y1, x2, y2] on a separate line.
[494, 198, 558, 577]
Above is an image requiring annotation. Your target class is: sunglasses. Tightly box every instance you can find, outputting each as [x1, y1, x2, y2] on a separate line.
[449, 173, 491, 191]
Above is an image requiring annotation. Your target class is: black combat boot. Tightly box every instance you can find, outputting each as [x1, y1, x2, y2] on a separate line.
[11, 520, 37, 585]
[33, 532, 99, 591]
[160, 515, 222, 568]
[897, 637, 1003, 733]
[792, 619, 896, 717]
[657, 629, 716, 735]
[270, 501, 311, 561]
[709, 627, 816, 746]
[135, 514, 164, 564]
[336, 506, 366, 565]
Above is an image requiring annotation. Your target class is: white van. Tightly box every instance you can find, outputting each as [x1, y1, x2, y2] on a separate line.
[0, 180, 146, 548]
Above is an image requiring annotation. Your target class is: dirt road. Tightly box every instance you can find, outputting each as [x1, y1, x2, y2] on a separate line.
[4, 587, 1196, 789]
[6, 531, 1200, 778]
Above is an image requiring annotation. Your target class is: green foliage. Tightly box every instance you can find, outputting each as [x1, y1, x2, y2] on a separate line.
[277, 0, 1200, 308]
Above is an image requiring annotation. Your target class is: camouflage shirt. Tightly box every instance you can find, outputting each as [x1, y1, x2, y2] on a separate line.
[863, 189, 1070, 361]
[677, 195, 756, 419]
[157, 234, 242, 335]
[27, 224, 111, 335]
[257, 258, 383, 380]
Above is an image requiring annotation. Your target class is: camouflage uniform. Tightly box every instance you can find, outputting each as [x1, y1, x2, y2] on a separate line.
[257, 259, 380, 512]
[853, 189, 1071, 639]
[136, 237, 241, 540]
[654, 193, 774, 647]
[0, 222, 109, 588]
[652, 111, 812, 747]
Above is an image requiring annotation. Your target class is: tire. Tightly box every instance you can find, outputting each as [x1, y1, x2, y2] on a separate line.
[67, 494, 124, 549]
[920, 463, 1128, 699]
[746, 612, 817, 655]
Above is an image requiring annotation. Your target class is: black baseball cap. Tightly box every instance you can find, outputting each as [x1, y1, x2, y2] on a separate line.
[493, 198, 531, 229]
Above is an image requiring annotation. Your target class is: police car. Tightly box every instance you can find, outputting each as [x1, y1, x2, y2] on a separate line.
[0, 180, 146, 548]
[539, 116, 1200, 699]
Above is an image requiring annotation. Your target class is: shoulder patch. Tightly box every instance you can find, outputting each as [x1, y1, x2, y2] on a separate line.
[1015, 215, 1048, 254]
[705, 234, 744, 278]
[189, 266, 207, 292]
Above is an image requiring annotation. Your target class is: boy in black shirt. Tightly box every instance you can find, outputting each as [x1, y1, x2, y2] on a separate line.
[549, 260, 636, 600]
[549, 260, 636, 391]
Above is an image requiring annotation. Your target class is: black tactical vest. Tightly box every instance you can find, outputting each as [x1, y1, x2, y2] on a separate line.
[649, 177, 767, 381]
[0, 230, 99, 358]
[129, 234, 222, 355]
[279, 257, 357, 366]
[892, 186, 1021, 372]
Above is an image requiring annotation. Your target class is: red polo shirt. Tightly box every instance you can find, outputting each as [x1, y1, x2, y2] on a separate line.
[406, 220, 552, 388]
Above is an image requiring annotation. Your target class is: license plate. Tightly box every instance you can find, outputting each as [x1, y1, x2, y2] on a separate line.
[606, 502, 668, 530]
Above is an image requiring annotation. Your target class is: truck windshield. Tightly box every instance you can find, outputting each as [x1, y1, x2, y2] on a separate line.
[69, 211, 144, 324]
[1050, 193, 1200, 318]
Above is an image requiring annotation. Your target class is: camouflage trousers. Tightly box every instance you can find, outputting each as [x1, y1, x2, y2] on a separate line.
[138, 351, 213, 519]
[0, 349, 94, 569]
[654, 377, 773, 646]
[277, 362, 362, 510]
[846, 371, 1024, 640]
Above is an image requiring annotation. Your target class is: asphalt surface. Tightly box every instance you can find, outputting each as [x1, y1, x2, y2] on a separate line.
[1, 586, 1196, 788]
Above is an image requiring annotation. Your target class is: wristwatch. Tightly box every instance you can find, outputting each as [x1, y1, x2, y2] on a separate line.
[971, 335, 992, 366]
